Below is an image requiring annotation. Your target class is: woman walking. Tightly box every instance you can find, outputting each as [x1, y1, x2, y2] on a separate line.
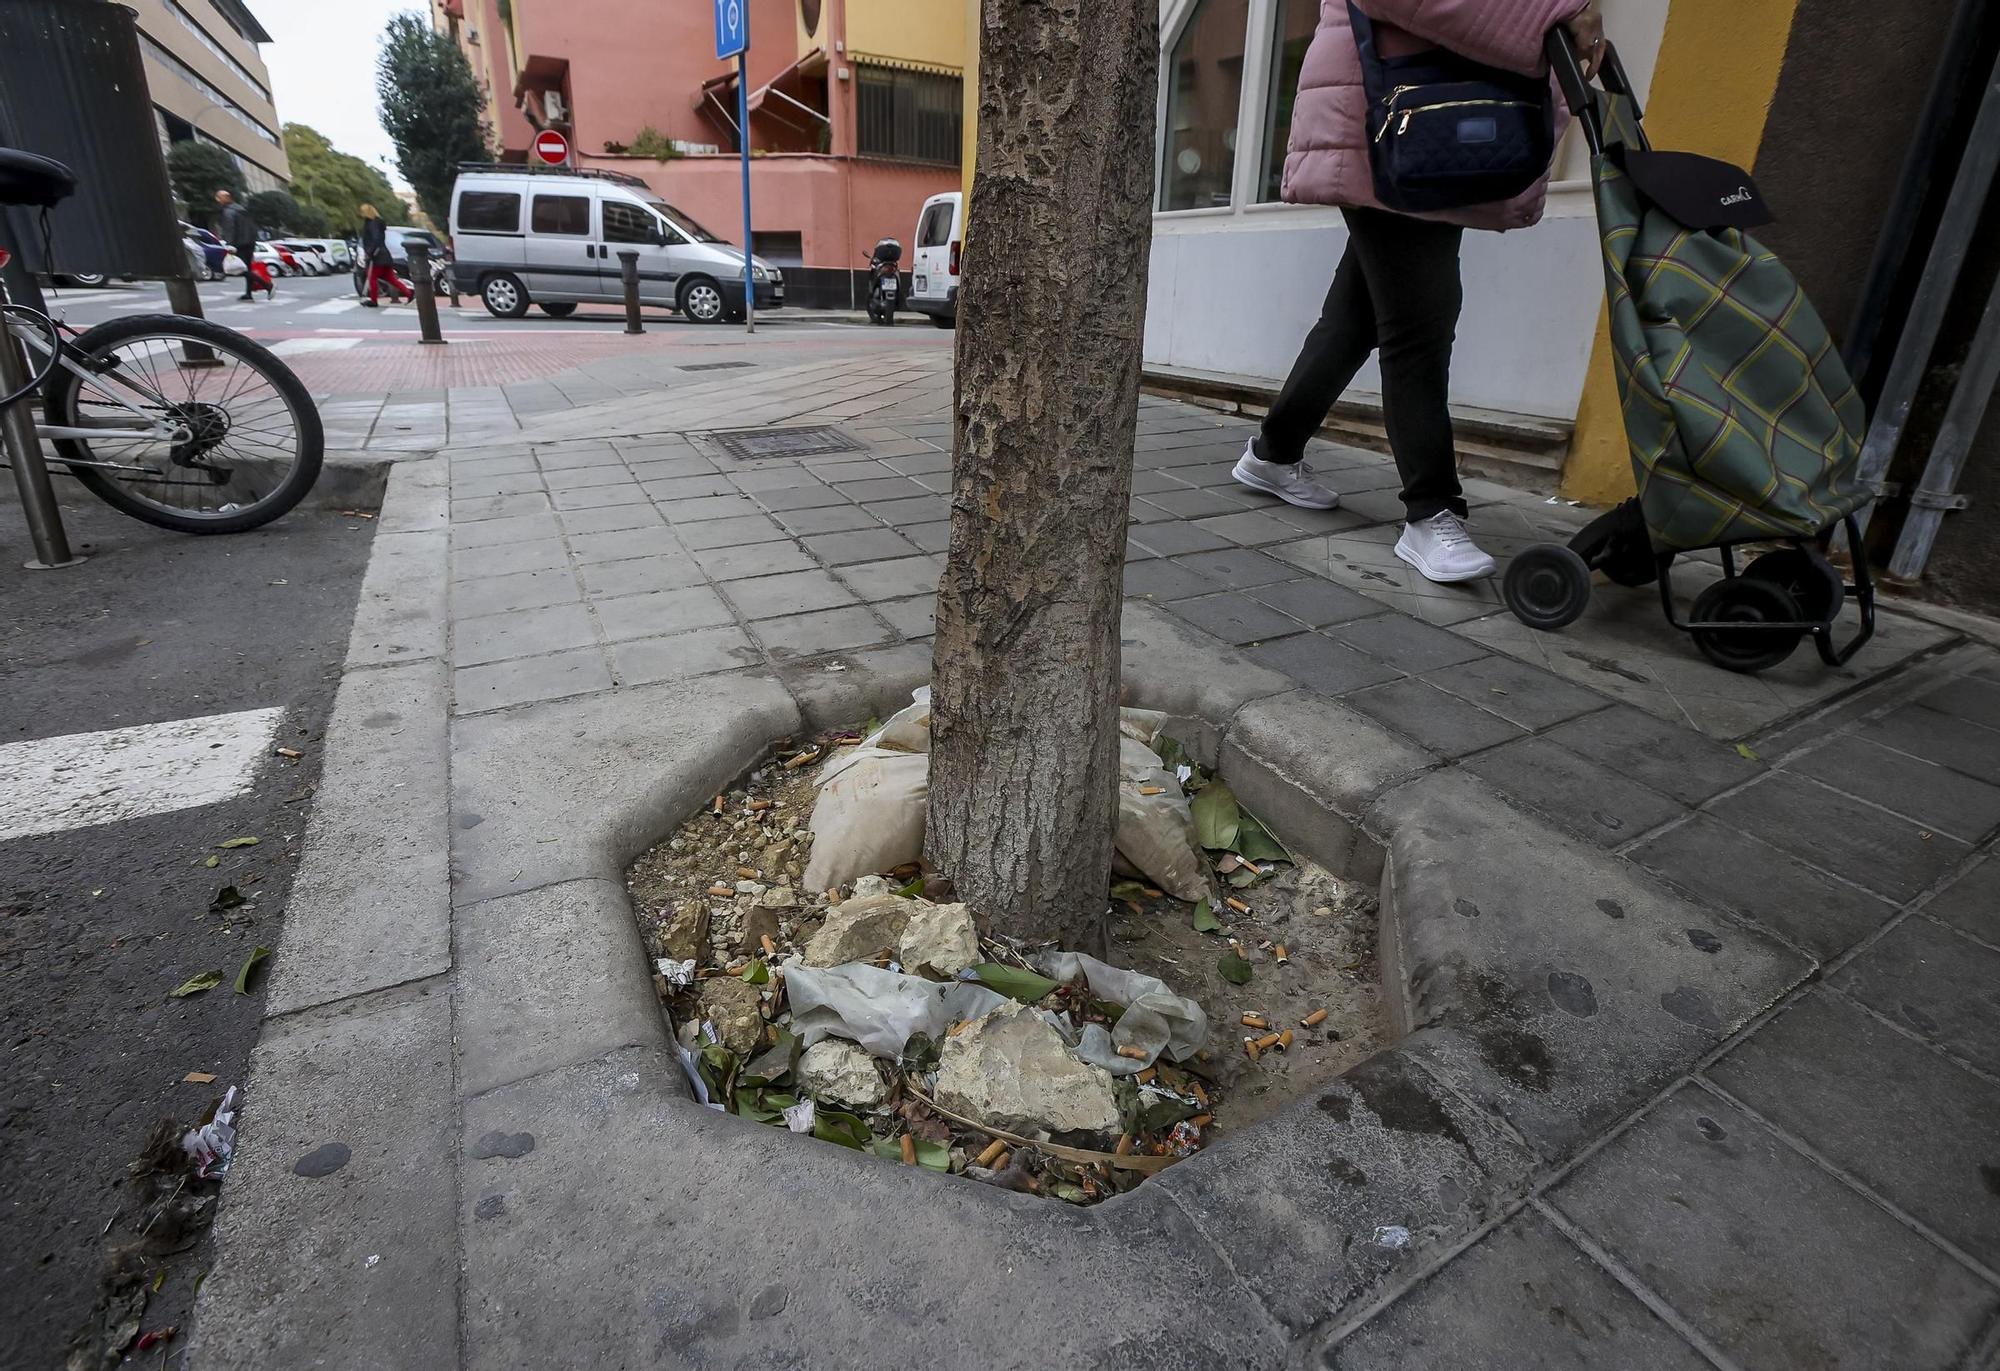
[357, 204, 413, 308]
[1230, 0, 1604, 582]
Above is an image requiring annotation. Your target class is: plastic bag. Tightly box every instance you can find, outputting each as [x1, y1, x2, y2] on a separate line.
[801, 747, 929, 893]
[1037, 950, 1208, 1066]
[783, 959, 1011, 1059]
[864, 686, 933, 753]
[1113, 736, 1209, 902]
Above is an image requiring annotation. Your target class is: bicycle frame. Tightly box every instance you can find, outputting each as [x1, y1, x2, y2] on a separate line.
[3, 307, 194, 453]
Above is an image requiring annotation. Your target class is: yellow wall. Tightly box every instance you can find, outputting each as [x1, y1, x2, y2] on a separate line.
[1562, 0, 1806, 504]
[846, 0, 965, 69]
[961, 0, 978, 198]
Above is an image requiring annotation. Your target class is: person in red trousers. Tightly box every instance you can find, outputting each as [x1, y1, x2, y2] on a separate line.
[357, 203, 413, 307]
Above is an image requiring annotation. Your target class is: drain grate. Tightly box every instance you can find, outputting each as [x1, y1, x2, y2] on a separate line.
[705, 424, 865, 461]
[680, 361, 755, 372]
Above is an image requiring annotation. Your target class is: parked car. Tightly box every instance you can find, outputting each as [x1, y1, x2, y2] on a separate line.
[275, 240, 328, 274]
[315, 238, 354, 270]
[181, 222, 227, 280]
[906, 191, 961, 329]
[446, 165, 782, 322]
[259, 239, 303, 276]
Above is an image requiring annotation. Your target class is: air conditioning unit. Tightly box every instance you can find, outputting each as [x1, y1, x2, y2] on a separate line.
[545, 91, 568, 124]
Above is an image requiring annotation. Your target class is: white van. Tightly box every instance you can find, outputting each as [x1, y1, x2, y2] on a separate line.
[905, 191, 962, 329]
[447, 164, 783, 323]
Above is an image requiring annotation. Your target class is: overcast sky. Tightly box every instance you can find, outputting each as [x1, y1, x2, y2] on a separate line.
[258, 0, 418, 180]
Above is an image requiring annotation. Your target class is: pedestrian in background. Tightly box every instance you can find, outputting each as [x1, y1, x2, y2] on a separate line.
[1229, 0, 1605, 583]
[357, 204, 413, 308]
[214, 189, 272, 301]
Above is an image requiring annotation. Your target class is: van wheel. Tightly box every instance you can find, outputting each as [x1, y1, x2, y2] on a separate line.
[482, 272, 530, 319]
[678, 277, 725, 324]
[538, 302, 577, 318]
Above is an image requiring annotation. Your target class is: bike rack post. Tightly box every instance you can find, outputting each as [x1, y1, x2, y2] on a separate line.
[162, 273, 221, 367]
[0, 319, 84, 569]
[618, 250, 644, 335]
[407, 243, 446, 346]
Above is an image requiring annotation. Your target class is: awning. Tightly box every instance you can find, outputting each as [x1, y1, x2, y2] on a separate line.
[698, 49, 830, 138]
[850, 53, 962, 79]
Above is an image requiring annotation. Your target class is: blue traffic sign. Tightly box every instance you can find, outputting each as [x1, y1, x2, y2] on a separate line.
[714, 0, 747, 59]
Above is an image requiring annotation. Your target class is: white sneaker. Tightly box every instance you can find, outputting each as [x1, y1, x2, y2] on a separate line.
[1231, 440, 1341, 509]
[1395, 511, 1497, 582]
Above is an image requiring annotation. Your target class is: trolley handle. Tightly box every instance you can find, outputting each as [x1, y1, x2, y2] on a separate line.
[1545, 28, 1641, 158]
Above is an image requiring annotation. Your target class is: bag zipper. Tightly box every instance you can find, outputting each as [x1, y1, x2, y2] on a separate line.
[1376, 97, 1536, 143]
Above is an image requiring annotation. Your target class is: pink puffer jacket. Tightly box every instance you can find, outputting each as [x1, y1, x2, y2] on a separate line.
[1281, 0, 1585, 230]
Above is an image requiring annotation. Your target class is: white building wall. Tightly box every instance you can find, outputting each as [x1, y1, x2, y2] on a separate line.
[1146, 0, 1671, 422]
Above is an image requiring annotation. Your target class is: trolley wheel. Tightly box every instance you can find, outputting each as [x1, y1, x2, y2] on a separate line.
[1689, 577, 1805, 674]
[1504, 543, 1593, 631]
[1743, 547, 1844, 624]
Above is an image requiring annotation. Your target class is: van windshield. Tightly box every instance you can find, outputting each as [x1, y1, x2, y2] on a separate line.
[649, 200, 725, 244]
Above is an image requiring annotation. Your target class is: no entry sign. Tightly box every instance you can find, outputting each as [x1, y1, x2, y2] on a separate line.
[533, 129, 569, 166]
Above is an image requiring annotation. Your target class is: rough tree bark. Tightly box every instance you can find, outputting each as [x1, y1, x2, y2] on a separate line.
[926, 0, 1159, 955]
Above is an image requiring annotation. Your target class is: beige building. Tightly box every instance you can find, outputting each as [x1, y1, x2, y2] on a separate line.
[129, 0, 289, 192]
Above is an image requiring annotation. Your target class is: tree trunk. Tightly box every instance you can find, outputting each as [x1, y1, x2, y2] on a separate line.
[926, 0, 1158, 954]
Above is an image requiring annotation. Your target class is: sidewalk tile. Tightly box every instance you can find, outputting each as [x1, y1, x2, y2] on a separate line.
[1706, 990, 2000, 1269]
[692, 540, 817, 580]
[533, 446, 622, 472]
[592, 586, 735, 642]
[832, 555, 942, 603]
[453, 452, 538, 477]
[557, 505, 664, 537]
[624, 455, 717, 481]
[612, 625, 759, 684]
[1926, 858, 1999, 944]
[644, 475, 740, 502]
[1128, 522, 1233, 557]
[453, 537, 569, 580]
[1246, 577, 1379, 628]
[451, 470, 544, 499]
[566, 526, 682, 566]
[807, 459, 893, 484]
[1834, 916, 2000, 1075]
[1147, 487, 1258, 519]
[1130, 469, 1195, 496]
[455, 648, 613, 713]
[452, 512, 560, 550]
[1246, 631, 1403, 695]
[1920, 674, 2000, 727]
[453, 566, 583, 619]
[676, 514, 791, 551]
[1543, 706, 1763, 807]
[802, 528, 920, 566]
[1326, 1209, 1712, 1371]
[900, 522, 952, 552]
[455, 603, 597, 667]
[877, 595, 936, 639]
[836, 475, 929, 503]
[455, 491, 553, 523]
[1169, 593, 1308, 647]
[548, 484, 645, 512]
[1191, 510, 1306, 547]
[1123, 560, 1219, 603]
[720, 569, 860, 619]
[1550, 1088, 1997, 1371]
[1423, 655, 1606, 731]
[1343, 678, 1526, 757]
[727, 466, 828, 493]
[780, 503, 879, 536]
[1174, 547, 1299, 591]
[1331, 614, 1488, 673]
[1463, 736, 1685, 846]
[755, 482, 852, 512]
[1863, 705, 2000, 785]
[754, 606, 894, 658]
[1789, 733, 2000, 845]
[656, 493, 760, 522]
[862, 495, 951, 526]
[1707, 772, 1971, 903]
[541, 464, 639, 493]
[579, 554, 705, 598]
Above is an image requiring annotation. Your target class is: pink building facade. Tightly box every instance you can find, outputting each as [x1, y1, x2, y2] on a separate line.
[433, 0, 964, 274]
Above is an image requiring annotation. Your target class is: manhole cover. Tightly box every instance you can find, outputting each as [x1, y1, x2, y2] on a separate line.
[681, 361, 755, 372]
[706, 425, 864, 461]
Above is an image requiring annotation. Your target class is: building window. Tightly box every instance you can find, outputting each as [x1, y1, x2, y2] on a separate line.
[1160, 0, 1249, 211]
[140, 34, 281, 148]
[530, 194, 590, 235]
[169, 1, 272, 104]
[458, 190, 521, 233]
[1257, 0, 1318, 202]
[856, 66, 962, 167]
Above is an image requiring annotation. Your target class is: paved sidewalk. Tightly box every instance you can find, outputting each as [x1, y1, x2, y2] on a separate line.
[191, 345, 2000, 1368]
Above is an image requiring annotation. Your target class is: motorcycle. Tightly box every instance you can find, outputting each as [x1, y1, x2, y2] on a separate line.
[865, 238, 902, 325]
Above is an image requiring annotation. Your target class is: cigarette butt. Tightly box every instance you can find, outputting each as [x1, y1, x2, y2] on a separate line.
[947, 1018, 975, 1036]
[1229, 938, 1245, 955]
[1114, 1134, 1134, 1157]
[760, 934, 778, 956]
[274, 747, 303, 759]
[782, 749, 819, 770]
[1244, 1038, 1262, 1061]
[1136, 1066, 1157, 1085]
[1191, 1113, 1214, 1128]
[706, 885, 733, 898]
[1275, 943, 1290, 963]
[725, 961, 746, 976]
[1192, 1082, 1210, 1107]
[1240, 1012, 1270, 1029]
[825, 888, 841, 904]
[1302, 1008, 1329, 1028]
[182, 1071, 217, 1084]
[1255, 1032, 1282, 1051]
[975, 1139, 1008, 1169]
[736, 866, 759, 880]
[1241, 858, 1263, 875]
[712, 795, 725, 813]
[1116, 1045, 1149, 1061]
[1278, 1029, 1295, 1051]
[899, 1135, 916, 1166]
[1225, 897, 1252, 915]
[748, 799, 773, 811]
[1138, 785, 1165, 796]
[1142, 887, 1163, 899]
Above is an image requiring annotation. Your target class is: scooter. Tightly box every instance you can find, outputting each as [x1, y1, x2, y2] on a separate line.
[865, 238, 902, 325]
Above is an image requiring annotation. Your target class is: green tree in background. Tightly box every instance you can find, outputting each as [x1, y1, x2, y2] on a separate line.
[282, 124, 407, 235]
[166, 141, 244, 227]
[376, 13, 490, 226]
[247, 189, 305, 234]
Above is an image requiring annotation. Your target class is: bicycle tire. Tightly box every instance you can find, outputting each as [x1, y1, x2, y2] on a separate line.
[43, 313, 323, 535]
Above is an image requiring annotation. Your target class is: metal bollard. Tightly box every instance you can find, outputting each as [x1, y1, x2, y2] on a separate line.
[162, 274, 220, 367]
[0, 315, 83, 569]
[618, 250, 644, 335]
[407, 243, 446, 346]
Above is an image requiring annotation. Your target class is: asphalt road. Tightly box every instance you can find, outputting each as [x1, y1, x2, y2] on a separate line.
[0, 486, 375, 1367]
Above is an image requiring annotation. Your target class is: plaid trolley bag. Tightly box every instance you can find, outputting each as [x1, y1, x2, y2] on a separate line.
[1501, 34, 1876, 674]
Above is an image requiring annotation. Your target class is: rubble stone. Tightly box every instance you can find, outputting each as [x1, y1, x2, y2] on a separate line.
[760, 886, 799, 910]
[656, 903, 710, 964]
[801, 893, 916, 966]
[851, 875, 895, 900]
[797, 1040, 888, 1109]
[696, 976, 766, 1056]
[897, 902, 979, 978]
[934, 1002, 1121, 1140]
[740, 905, 780, 956]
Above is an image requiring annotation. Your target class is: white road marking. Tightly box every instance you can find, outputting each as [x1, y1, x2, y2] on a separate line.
[0, 707, 285, 842]
[301, 298, 363, 315]
[269, 337, 362, 355]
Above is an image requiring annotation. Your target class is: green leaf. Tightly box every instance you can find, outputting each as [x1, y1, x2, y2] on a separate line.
[971, 963, 1060, 1004]
[742, 1027, 799, 1086]
[1227, 866, 1263, 889]
[1047, 1181, 1092, 1204]
[914, 1139, 950, 1172]
[1138, 1092, 1200, 1132]
[736, 1097, 782, 1124]
[209, 886, 246, 912]
[813, 1109, 872, 1150]
[1235, 810, 1292, 863]
[1190, 778, 1242, 852]
[1735, 742, 1760, 761]
[1218, 950, 1254, 985]
[203, 855, 220, 869]
[1108, 879, 1148, 903]
[233, 946, 271, 994]
[1155, 734, 1190, 775]
[170, 970, 224, 998]
[894, 876, 926, 899]
[217, 836, 260, 850]
[740, 959, 770, 985]
[1191, 899, 1221, 933]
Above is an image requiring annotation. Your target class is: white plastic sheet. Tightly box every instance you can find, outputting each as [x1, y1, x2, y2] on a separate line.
[783, 959, 1012, 1059]
[1037, 950, 1209, 1067]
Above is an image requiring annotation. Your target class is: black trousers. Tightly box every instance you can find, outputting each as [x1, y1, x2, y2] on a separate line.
[1256, 206, 1468, 522]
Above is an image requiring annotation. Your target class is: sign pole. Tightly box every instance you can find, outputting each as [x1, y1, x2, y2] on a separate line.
[737, 50, 754, 334]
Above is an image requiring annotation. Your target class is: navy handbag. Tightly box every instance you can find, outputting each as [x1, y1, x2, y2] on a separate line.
[1347, 2, 1557, 213]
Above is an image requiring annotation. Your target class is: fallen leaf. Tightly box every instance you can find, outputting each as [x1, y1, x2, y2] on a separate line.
[740, 960, 770, 985]
[894, 875, 925, 899]
[1190, 779, 1242, 852]
[1217, 950, 1253, 985]
[210, 886, 246, 912]
[812, 1108, 872, 1150]
[1235, 810, 1292, 863]
[233, 946, 271, 994]
[1735, 743, 1760, 761]
[170, 971, 224, 998]
[218, 837, 259, 849]
[1191, 899, 1221, 933]
[971, 963, 1060, 1004]
[182, 1071, 217, 1084]
[204, 855, 220, 869]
